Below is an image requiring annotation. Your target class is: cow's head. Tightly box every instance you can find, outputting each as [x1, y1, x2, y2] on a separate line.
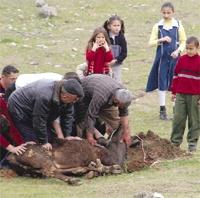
[104, 124, 127, 166]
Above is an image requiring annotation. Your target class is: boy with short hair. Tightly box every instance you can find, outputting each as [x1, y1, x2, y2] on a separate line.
[0, 65, 19, 98]
[170, 36, 200, 152]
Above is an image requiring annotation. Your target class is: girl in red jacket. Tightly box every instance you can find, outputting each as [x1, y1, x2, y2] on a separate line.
[86, 27, 113, 75]
[170, 36, 200, 152]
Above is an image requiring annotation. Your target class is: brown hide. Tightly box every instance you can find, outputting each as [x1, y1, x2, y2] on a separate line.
[7, 129, 126, 185]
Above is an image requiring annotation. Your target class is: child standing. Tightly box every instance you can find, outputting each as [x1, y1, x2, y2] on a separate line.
[170, 36, 200, 152]
[146, 2, 186, 120]
[86, 27, 113, 75]
[103, 15, 127, 82]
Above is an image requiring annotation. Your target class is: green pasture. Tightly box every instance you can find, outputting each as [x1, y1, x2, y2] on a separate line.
[0, 0, 200, 197]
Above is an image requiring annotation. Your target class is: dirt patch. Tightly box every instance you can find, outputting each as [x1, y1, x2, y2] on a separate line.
[127, 130, 187, 172]
[0, 168, 18, 178]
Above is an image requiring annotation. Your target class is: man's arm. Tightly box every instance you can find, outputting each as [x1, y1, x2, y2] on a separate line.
[32, 97, 50, 144]
[60, 104, 74, 137]
[85, 94, 107, 144]
[52, 119, 64, 139]
[120, 116, 131, 145]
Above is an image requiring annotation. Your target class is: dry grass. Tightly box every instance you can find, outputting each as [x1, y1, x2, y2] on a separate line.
[0, 0, 200, 197]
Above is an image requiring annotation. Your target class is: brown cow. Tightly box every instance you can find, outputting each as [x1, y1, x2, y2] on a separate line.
[7, 126, 127, 185]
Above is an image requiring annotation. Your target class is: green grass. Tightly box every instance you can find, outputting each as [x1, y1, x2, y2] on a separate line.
[0, 0, 200, 197]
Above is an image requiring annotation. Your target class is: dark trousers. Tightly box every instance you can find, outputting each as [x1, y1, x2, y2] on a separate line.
[170, 94, 200, 147]
[14, 120, 55, 143]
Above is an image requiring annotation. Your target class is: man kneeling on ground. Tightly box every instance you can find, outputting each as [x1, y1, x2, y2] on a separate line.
[8, 79, 84, 150]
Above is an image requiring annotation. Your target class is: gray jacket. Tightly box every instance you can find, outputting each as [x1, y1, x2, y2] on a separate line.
[8, 79, 73, 144]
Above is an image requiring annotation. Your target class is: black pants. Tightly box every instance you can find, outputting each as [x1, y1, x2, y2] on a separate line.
[14, 119, 55, 143]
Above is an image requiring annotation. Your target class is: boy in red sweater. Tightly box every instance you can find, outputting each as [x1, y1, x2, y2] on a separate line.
[170, 36, 200, 152]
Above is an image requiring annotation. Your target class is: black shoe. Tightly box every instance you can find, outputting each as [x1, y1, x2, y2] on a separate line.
[188, 145, 197, 153]
[160, 110, 170, 120]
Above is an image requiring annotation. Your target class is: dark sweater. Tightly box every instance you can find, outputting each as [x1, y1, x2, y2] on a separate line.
[109, 32, 127, 64]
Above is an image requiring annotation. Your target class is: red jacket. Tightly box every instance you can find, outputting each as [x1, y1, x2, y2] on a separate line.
[0, 98, 24, 149]
[0, 81, 5, 94]
[86, 47, 113, 75]
[171, 54, 200, 95]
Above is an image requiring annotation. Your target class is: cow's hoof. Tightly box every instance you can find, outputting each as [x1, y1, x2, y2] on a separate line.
[111, 165, 122, 174]
[68, 178, 82, 186]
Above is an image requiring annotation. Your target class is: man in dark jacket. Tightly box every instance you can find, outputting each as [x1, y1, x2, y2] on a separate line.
[8, 79, 84, 150]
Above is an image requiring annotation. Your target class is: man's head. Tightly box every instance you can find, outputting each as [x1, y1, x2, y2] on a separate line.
[63, 72, 82, 84]
[60, 79, 84, 104]
[113, 89, 133, 108]
[0, 65, 19, 89]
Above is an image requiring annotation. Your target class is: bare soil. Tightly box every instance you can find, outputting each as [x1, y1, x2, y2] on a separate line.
[127, 130, 187, 172]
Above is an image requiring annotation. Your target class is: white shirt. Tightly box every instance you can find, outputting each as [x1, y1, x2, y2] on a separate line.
[15, 72, 63, 89]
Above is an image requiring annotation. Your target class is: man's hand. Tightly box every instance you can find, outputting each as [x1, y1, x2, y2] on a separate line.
[86, 132, 97, 145]
[23, 141, 36, 146]
[121, 132, 131, 145]
[65, 136, 82, 141]
[42, 143, 52, 150]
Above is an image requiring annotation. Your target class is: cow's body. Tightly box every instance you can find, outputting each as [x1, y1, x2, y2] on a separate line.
[7, 128, 127, 185]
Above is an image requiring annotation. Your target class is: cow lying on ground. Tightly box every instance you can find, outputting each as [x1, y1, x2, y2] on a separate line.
[7, 126, 128, 185]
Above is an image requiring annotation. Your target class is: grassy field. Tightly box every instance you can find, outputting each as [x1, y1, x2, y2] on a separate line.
[0, 0, 200, 197]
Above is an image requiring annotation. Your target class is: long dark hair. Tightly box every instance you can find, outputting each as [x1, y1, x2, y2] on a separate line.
[103, 15, 125, 34]
[86, 27, 111, 50]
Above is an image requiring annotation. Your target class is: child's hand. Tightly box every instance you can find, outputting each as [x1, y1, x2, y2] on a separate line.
[198, 97, 200, 106]
[108, 59, 117, 67]
[0, 93, 5, 98]
[103, 41, 110, 52]
[171, 94, 176, 102]
[171, 49, 180, 59]
[7, 144, 27, 155]
[160, 36, 171, 43]
[92, 42, 99, 51]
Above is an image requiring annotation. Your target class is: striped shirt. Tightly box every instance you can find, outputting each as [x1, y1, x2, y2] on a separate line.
[74, 74, 128, 131]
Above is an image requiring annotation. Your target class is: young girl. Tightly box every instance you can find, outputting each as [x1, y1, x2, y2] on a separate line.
[103, 15, 127, 82]
[146, 2, 186, 120]
[86, 27, 113, 75]
[170, 36, 200, 152]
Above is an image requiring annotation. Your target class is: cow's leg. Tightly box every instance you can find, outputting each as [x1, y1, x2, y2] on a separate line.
[56, 167, 89, 175]
[86, 159, 123, 179]
[52, 172, 82, 185]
